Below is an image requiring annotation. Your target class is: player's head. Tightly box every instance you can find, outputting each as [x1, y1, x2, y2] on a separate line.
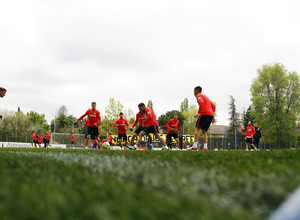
[91, 102, 96, 109]
[109, 133, 111, 135]
[0, 87, 7, 98]
[119, 112, 124, 119]
[174, 112, 178, 119]
[254, 122, 258, 127]
[194, 86, 202, 96]
[71, 132, 73, 134]
[138, 103, 146, 113]
[248, 121, 252, 126]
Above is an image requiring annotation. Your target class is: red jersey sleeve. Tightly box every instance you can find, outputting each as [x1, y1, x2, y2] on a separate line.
[77, 110, 88, 121]
[166, 120, 172, 131]
[113, 120, 118, 127]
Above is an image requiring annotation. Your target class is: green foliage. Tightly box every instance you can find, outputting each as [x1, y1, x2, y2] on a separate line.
[51, 113, 80, 134]
[26, 111, 49, 131]
[147, 100, 154, 112]
[250, 63, 300, 147]
[157, 110, 184, 133]
[182, 104, 198, 135]
[98, 117, 117, 139]
[0, 111, 49, 142]
[180, 98, 189, 112]
[1, 148, 300, 220]
[105, 97, 124, 120]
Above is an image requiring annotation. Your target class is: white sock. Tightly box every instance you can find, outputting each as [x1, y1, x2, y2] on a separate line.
[193, 142, 198, 148]
[204, 143, 207, 149]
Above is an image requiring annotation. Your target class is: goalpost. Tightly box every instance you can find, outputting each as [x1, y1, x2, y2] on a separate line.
[50, 133, 86, 149]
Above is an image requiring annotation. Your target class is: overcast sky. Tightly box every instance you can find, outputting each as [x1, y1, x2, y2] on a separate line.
[1, 0, 300, 125]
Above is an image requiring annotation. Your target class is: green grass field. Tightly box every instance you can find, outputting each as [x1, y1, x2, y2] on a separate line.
[0, 148, 299, 220]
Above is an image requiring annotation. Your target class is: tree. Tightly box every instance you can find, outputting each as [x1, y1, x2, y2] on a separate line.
[147, 100, 154, 111]
[228, 95, 241, 133]
[26, 111, 50, 131]
[105, 97, 124, 120]
[157, 110, 185, 133]
[182, 104, 198, 135]
[250, 63, 300, 147]
[180, 98, 189, 112]
[58, 105, 68, 115]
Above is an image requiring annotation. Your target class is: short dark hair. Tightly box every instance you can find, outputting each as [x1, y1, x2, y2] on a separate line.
[138, 103, 145, 107]
[0, 87, 7, 92]
[91, 102, 96, 105]
[119, 112, 123, 115]
[194, 86, 202, 93]
[109, 133, 111, 135]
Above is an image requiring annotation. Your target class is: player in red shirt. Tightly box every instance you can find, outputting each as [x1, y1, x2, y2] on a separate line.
[166, 112, 180, 150]
[108, 133, 114, 146]
[113, 112, 129, 149]
[71, 133, 75, 149]
[128, 110, 153, 148]
[75, 102, 101, 149]
[191, 86, 216, 151]
[245, 121, 256, 151]
[129, 103, 169, 150]
[31, 131, 37, 148]
[44, 131, 51, 148]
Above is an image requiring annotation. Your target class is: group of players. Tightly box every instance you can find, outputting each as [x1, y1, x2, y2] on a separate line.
[73, 86, 216, 151]
[31, 131, 51, 148]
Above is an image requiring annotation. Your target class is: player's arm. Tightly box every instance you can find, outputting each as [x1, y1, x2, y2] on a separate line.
[125, 120, 129, 131]
[95, 114, 101, 126]
[166, 120, 172, 131]
[113, 120, 118, 127]
[76, 111, 88, 122]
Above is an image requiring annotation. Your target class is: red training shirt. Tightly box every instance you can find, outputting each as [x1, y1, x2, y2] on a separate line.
[77, 109, 101, 128]
[196, 93, 216, 116]
[141, 108, 158, 127]
[166, 118, 180, 134]
[113, 118, 129, 134]
[245, 126, 256, 138]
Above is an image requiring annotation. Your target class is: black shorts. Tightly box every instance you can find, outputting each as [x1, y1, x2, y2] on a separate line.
[245, 137, 253, 143]
[166, 133, 179, 141]
[118, 133, 127, 141]
[109, 142, 113, 146]
[45, 140, 50, 144]
[71, 141, 75, 144]
[196, 115, 213, 131]
[143, 125, 159, 135]
[33, 140, 39, 144]
[134, 126, 145, 135]
[87, 126, 99, 139]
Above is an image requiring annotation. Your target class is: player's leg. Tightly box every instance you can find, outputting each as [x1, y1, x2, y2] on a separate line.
[201, 129, 208, 151]
[166, 134, 172, 148]
[129, 133, 137, 146]
[134, 131, 146, 149]
[175, 138, 179, 149]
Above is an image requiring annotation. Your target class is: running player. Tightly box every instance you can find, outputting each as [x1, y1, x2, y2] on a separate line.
[31, 131, 37, 148]
[45, 131, 51, 148]
[71, 132, 75, 149]
[129, 103, 169, 150]
[75, 102, 101, 149]
[245, 121, 256, 151]
[108, 133, 114, 146]
[166, 112, 180, 150]
[113, 112, 129, 149]
[190, 86, 216, 151]
[128, 109, 153, 148]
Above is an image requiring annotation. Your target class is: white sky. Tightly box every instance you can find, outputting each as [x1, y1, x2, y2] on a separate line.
[1, 0, 300, 125]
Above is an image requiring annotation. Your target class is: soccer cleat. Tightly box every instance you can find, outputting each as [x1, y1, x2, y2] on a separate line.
[188, 146, 197, 150]
[161, 146, 169, 150]
[204, 147, 208, 151]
